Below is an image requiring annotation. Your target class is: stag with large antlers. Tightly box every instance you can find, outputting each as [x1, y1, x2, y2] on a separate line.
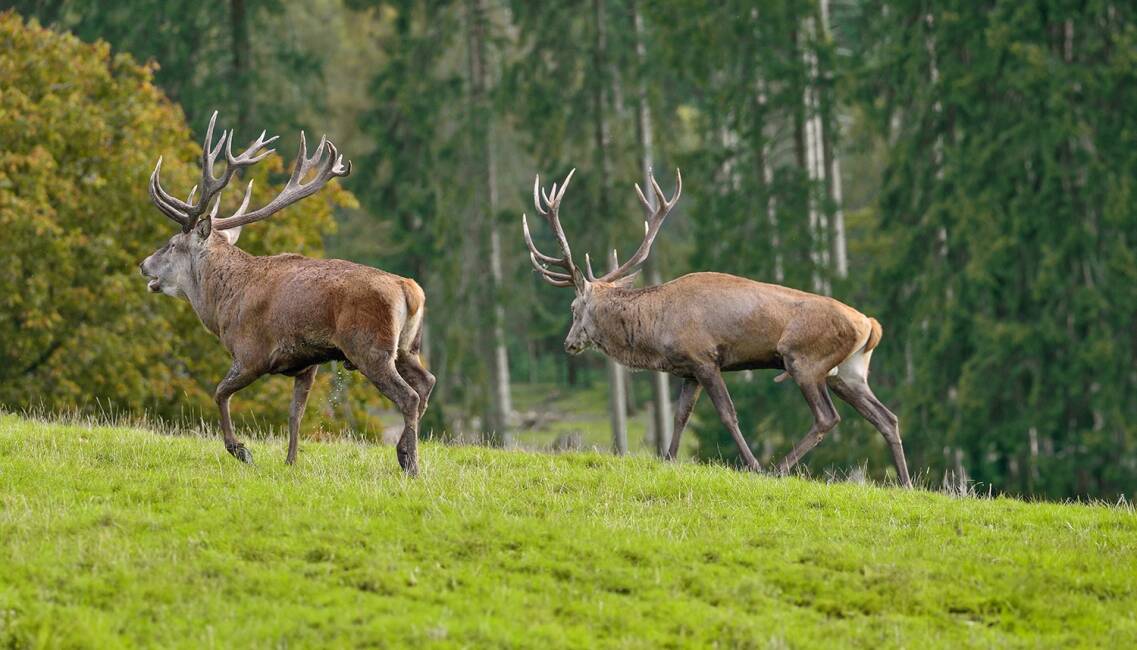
[141, 112, 434, 474]
[523, 169, 912, 486]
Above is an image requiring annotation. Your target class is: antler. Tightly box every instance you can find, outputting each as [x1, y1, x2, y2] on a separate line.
[522, 169, 580, 288]
[590, 168, 681, 283]
[210, 131, 351, 231]
[148, 111, 278, 230]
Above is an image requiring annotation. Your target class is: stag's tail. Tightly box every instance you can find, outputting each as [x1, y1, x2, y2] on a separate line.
[399, 278, 426, 355]
[864, 317, 883, 353]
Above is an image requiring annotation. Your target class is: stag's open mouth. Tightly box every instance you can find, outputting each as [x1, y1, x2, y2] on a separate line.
[147, 278, 161, 293]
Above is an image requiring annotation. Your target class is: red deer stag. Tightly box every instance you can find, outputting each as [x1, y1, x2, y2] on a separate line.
[141, 112, 433, 475]
[522, 169, 912, 486]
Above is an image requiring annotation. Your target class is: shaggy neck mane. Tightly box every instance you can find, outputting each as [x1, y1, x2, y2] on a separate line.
[587, 283, 664, 370]
[187, 238, 255, 336]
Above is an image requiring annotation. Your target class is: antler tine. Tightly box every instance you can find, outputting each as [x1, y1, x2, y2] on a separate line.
[148, 157, 194, 228]
[210, 130, 351, 231]
[226, 129, 278, 167]
[207, 191, 223, 219]
[195, 113, 238, 214]
[523, 169, 581, 288]
[522, 214, 564, 265]
[595, 167, 682, 283]
[528, 252, 574, 288]
[532, 175, 547, 215]
[583, 253, 598, 282]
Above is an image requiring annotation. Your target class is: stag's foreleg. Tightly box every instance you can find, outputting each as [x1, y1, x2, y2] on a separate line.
[287, 365, 318, 465]
[827, 375, 912, 488]
[215, 362, 261, 464]
[666, 377, 701, 461]
[696, 367, 762, 472]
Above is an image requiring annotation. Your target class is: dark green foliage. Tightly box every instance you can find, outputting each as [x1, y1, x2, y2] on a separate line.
[849, 1, 1137, 499]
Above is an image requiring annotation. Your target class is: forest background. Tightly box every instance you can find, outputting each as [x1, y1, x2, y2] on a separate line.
[2, 0, 1135, 500]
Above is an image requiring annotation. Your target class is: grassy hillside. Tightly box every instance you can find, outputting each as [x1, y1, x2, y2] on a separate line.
[0, 415, 1134, 648]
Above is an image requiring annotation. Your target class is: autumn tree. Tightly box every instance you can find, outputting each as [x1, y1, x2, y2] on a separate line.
[0, 12, 364, 433]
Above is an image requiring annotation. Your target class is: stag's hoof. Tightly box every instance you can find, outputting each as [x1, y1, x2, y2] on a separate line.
[397, 449, 419, 477]
[226, 443, 254, 464]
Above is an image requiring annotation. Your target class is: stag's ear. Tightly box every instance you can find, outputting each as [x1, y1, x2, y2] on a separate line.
[194, 218, 212, 239]
[609, 271, 640, 289]
[215, 223, 242, 245]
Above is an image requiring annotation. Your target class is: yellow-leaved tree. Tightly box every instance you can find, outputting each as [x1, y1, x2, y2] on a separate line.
[0, 12, 382, 436]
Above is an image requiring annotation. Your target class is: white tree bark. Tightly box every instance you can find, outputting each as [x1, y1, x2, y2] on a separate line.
[467, 0, 512, 443]
[801, 14, 830, 295]
[632, 0, 672, 457]
[607, 248, 629, 455]
[755, 78, 784, 284]
[818, 0, 847, 279]
[592, 0, 628, 455]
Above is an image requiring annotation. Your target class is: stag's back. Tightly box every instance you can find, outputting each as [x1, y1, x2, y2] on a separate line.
[211, 252, 420, 359]
[625, 272, 871, 370]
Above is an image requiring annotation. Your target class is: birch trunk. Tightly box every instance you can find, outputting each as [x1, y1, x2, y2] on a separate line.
[754, 76, 783, 284]
[467, 0, 512, 445]
[819, 0, 847, 279]
[592, 0, 628, 454]
[632, 0, 672, 457]
[799, 17, 829, 295]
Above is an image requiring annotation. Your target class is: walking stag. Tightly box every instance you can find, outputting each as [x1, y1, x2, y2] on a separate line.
[141, 112, 434, 474]
[522, 168, 912, 486]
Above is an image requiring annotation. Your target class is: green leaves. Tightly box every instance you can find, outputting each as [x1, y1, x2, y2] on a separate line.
[0, 13, 366, 433]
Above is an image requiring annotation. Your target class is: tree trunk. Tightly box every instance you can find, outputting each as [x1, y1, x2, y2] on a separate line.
[818, 0, 847, 279]
[753, 71, 783, 283]
[799, 15, 830, 295]
[466, 0, 512, 445]
[229, 0, 251, 135]
[607, 253, 629, 455]
[592, 0, 628, 454]
[631, 0, 672, 457]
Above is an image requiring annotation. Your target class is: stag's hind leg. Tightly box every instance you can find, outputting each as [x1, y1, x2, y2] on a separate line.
[774, 345, 844, 476]
[215, 362, 261, 464]
[350, 346, 422, 476]
[395, 350, 436, 421]
[827, 352, 912, 487]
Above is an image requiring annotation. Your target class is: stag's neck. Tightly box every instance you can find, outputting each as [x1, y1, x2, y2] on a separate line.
[186, 238, 256, 337]
[588, 284, 666, 371]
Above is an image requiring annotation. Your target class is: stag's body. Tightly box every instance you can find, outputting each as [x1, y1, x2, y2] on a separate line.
[142, 112, 433, 473]
[188, 243, 425, 375]
[576, 273, 868, 375]
[524, 169, 912, 487]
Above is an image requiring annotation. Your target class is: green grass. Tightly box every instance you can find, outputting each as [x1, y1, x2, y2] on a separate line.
[1, 414, 1134, 648]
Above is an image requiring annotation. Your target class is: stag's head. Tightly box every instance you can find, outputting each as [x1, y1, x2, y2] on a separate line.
[141, 111, 350, 298]
[522, 168, 681, 355]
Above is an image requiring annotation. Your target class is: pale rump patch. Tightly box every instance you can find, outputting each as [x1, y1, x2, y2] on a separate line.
[827, 315, 873, 377]
[399, 300, 422, 352]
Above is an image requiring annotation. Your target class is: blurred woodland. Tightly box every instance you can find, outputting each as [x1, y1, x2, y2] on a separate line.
[2, 1, 1136, 499]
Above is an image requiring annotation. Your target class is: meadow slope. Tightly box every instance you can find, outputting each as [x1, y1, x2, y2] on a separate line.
[0, 415, 1134, 649]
